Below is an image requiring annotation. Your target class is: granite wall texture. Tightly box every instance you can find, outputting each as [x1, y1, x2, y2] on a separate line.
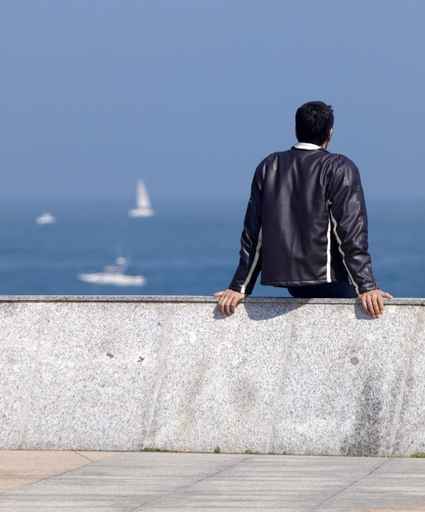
[1, 295, 424, 456]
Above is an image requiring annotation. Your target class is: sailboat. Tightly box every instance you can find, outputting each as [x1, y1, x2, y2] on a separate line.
[35, 211, 56, 225]
[78, 256, 145, 286]
[128, 180, 154, 218]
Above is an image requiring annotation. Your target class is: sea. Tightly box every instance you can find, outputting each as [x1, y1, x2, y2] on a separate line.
[0, 197, 423, 298]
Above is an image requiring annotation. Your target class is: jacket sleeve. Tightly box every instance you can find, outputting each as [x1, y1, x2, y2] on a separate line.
[228, 157, 267, 295]
[326, 155, 378, 295]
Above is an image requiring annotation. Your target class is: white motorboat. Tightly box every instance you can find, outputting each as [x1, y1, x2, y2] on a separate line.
[36, 211, 56, 225]
[128, 180, 154, 217]
[78, 256, 145, 286]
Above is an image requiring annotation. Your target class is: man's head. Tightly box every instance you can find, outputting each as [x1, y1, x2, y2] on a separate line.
[295, 101, 334, 146]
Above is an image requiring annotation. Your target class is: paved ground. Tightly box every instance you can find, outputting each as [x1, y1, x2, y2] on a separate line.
[2, 451, 425, 511]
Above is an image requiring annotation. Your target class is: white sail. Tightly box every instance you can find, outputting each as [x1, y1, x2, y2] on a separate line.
[137, 181, 152, 209]
[129, 179, 154, 217]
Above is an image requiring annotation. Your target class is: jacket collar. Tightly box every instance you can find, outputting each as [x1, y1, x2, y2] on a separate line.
[293, 142, 322, 150]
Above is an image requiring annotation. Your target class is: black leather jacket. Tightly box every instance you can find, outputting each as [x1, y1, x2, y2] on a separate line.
[228, 144, 378, 296]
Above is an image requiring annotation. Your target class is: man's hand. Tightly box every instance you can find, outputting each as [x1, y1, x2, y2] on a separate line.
[359, 288, 393, 318]
[214, 289, 245, 316]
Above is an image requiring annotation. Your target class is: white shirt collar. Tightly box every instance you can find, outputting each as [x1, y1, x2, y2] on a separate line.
[293, 142, 322, 150]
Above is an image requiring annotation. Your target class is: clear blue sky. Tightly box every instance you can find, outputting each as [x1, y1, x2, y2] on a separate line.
[1, 0, 424, 206]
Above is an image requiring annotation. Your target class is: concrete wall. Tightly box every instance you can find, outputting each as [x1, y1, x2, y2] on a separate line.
[1, 295, 424, 456]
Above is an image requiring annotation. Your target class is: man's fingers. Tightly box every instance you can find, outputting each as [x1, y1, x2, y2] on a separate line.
[370, 294, 378, 316]
[377, 293, 384, 315]
[361, 295, 369, 316]
[223, 294, 234, 316]
[360, 290, 392, 318]
[366, 294, 377, 318]
[217, 293, 226, 314]
[228, 302, 235, 315]
[216, 289, 245, 317]
[217, 297, 223, 315]
[368, 294, 381, 317]
[371, 293, 382, 316]
[229, 296, 239, 314]
[225, 297, 234, 316]
[223, 296, 230, 316]
[220, 295, 230, 316]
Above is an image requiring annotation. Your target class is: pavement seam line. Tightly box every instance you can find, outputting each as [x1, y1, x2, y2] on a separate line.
[72, 450, 101, 463]
[126, 455, 255, 512]
[310, 456, 390, 511]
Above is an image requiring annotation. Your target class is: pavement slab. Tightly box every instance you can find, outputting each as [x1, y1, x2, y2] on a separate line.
[2, 451, 425, 511]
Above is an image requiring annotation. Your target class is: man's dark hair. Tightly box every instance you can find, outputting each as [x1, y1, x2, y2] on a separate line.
[295, 101, 334, 145]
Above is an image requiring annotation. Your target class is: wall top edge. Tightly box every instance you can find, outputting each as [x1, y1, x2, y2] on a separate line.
[0, 295, 422, 305]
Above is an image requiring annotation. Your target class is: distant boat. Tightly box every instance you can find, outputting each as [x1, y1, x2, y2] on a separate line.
[78, 256, 145, 287]
[36, 212, 56, 225]
[128, 180, 154, 218]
